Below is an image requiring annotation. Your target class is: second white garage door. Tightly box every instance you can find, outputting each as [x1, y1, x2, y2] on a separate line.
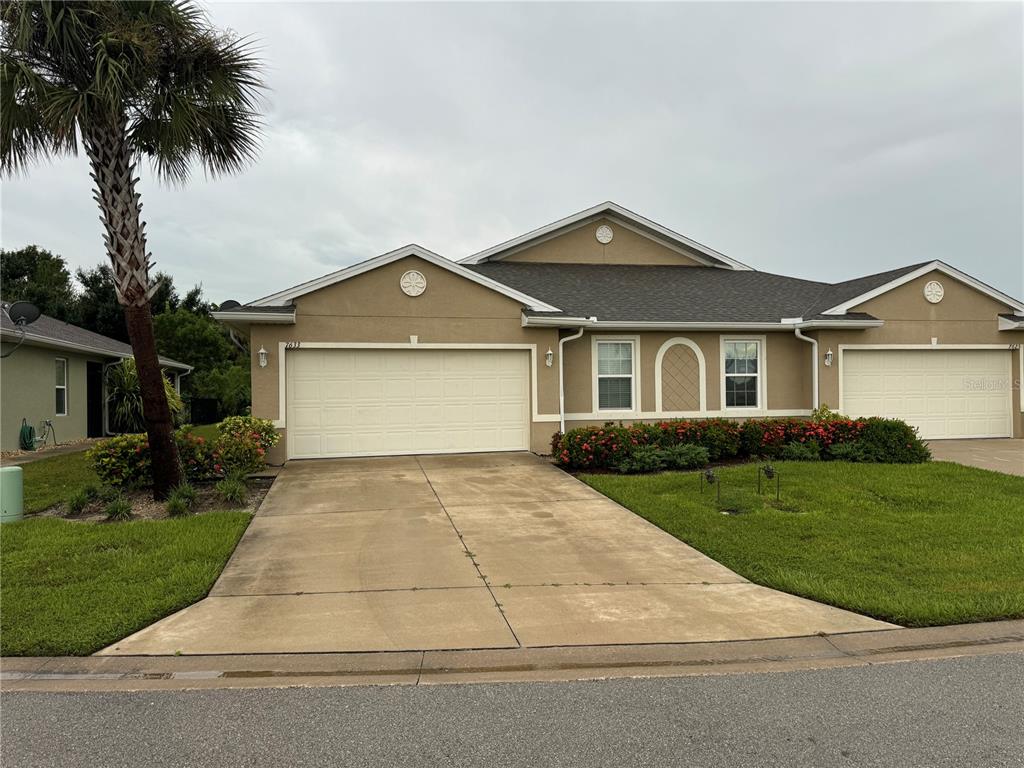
[841, 349, 1012, 439]
[286, 348, 531, 458]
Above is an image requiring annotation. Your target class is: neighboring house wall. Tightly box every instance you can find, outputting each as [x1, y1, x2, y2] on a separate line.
[560, 330, 813, 430]
[248, 255, 562, 461]
[810, 270, 1024, 437]
[500, 217, 708, 266]
[0, 344, 100, 451]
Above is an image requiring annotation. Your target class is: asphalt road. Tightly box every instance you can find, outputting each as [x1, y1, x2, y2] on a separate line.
[3, 654, 1023, 767]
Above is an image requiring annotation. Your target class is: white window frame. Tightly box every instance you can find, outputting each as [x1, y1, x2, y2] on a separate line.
[720, 335, 766, 413]
[55, 357, 68, 416]
[592, 336, 639, 415]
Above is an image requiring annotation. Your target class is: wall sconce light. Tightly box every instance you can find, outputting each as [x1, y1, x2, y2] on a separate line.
[258, 346, 269, 368]
[545, 348, 554, 367]
[824, 348, 833, 367]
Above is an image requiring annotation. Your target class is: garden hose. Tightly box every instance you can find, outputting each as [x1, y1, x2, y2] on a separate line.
[18, 419, 35, 451]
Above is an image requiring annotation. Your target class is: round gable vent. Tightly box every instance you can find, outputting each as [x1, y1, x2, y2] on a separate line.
[596, 225, 614, 244]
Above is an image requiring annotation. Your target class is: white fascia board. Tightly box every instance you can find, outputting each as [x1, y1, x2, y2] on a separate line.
[211, 310, 296, 325]
[822, 260, 1024, 315]
[249, 244, 561, 312]
[459, 201, 753, 271]
[520, 317, 883, 330]
[0, 330, 192, 371]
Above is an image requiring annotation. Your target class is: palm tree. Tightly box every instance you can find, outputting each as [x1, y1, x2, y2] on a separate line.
[1, 1, 263, 498]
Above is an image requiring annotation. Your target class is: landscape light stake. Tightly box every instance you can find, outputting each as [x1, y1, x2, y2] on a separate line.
[700, 468, 720, 503]
[758, 464, 780, 501]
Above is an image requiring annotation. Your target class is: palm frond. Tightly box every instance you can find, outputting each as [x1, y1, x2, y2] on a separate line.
[0, 0, 265, 182]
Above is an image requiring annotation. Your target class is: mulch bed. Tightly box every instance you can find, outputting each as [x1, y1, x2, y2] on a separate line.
[31, 478, 274, 523]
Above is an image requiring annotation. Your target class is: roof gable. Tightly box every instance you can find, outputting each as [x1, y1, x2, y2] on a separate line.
[819, 260, 1024, 315]
[458, 202, 752, 270]
[248, 244, 561, 312]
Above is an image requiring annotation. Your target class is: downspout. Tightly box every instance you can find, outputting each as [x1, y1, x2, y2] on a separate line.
[558, 325, 588, 435]
[793, 327, 819, 410]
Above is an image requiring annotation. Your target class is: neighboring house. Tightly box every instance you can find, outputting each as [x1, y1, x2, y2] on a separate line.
[213, 202, 1024, 464]
[0, 313, 191, 452]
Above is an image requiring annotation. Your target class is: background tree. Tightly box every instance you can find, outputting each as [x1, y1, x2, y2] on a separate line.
[0, 245, 76, 321]
[1, 1, 264, 498]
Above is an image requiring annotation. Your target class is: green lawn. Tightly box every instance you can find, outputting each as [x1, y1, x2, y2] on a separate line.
[0, 512, 251, 655]
[582, 461, 1024, 627]
[20, 450, 98, 514]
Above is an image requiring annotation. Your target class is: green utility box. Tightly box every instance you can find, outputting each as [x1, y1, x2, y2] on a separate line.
[0, 466, 24, 523]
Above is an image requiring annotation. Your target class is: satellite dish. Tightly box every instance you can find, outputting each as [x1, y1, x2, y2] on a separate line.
[218, 300, 241, 311]
[7, 301, 40, 326]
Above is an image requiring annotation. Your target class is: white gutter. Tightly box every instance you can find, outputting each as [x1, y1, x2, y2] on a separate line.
[558, 325, 589, 434]
[522, 317, 883, 331]
[210, 310, 296, 325]
[792, 327, 819, 410]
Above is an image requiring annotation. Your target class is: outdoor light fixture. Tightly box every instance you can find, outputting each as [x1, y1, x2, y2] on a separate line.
[545, 348, 554, 367]
[700, 468, 721, 502]
[824, 348, 834, 367]
[758, 463, 780, 501]
[257, 346, 269, 368]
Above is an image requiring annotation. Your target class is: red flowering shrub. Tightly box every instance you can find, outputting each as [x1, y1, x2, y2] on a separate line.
[89, 418, 282, 487]
[552, 415, 925, 470]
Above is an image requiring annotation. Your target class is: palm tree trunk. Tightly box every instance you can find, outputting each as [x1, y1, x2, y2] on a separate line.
[85, 119, 182, 499]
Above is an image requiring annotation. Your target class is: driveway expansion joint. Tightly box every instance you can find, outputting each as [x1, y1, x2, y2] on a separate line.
[415, 455, 523, 649]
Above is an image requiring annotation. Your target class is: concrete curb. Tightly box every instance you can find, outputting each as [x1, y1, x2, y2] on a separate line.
[3, 620, 1022, 692]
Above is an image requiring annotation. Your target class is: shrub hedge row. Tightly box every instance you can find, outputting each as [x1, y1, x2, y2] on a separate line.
[88, 416, 280, 488]
[553, 416, 930, 471]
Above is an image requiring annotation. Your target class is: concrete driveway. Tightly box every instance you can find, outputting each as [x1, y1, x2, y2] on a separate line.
[928, 439, 1024, 476]
[104, 454, 890, 655]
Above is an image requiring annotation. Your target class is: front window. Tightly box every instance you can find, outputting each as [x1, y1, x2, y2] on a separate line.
[597, 341, 634, 410]
[55, 358, 68, 415]
[724, 341, 759, 408]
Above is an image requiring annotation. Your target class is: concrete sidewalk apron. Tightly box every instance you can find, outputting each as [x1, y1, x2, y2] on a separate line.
[101, 453, 890, 655]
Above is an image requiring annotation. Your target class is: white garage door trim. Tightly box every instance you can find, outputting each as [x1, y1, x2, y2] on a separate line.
[274, 342, 561, 430]
[838, 345, 1014, 440]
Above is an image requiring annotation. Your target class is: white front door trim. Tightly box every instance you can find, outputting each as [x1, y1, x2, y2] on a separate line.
[275, 341, 559, 430]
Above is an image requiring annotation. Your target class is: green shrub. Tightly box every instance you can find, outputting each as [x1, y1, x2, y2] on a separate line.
[827, 442, 868, 462]
[855, 418, 931, 463]
[661, 443, 710, 470]
[552, 414, 923, 469]
[166, 497, 190, 517]
[811, 403, 845, 423]
[217, 416, 280, 450]
[215, 474, 248, 506]
[779, 440, 822, 461]
[66, 488, 93, 514]
[103, 496, 133, 522]
[614, 445, 666, 474]
[105, 358, 183, 432]
[166, 484, 198, 517]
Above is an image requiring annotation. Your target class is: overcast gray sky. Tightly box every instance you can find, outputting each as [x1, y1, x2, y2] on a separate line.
[3, 1, 1022, 304]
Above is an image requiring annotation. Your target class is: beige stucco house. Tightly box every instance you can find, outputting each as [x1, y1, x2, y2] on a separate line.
[214, 202, 1024, 464]
[0, 313, 190, 452]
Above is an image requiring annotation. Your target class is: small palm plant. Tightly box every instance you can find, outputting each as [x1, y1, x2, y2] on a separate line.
[1, 1, 264, 498]
[106, 358, 183, 434]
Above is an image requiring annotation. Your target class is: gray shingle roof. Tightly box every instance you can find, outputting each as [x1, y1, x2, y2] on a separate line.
[220, 305, 294, 314]
[467, 262, 925, 323]
[0, 313, 190, 369]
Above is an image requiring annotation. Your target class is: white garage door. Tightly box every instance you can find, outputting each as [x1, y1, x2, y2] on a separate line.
[286, 348, 531, 458]
[842, 349, 1012, 439]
